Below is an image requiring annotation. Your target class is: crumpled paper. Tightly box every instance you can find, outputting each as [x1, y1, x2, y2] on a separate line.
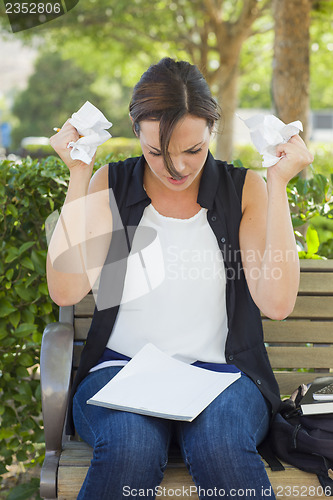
[238, 113, 303, 168]
[68, 101, 112, 164]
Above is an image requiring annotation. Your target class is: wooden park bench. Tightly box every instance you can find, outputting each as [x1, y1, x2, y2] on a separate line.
[40, 260, 333, 499]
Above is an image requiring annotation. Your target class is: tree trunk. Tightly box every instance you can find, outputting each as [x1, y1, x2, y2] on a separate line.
[272, 0, 311, 144]
[201, 0, 266, 162]
[214, 60, 240, 162]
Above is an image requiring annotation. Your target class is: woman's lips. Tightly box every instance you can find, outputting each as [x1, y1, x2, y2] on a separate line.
[167, 175, 189, 185]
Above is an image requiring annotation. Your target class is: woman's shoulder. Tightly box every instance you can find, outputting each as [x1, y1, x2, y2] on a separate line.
[90, 156, 142, 192]
[241, 169, 267, 213]
[89, 163, 109, 193]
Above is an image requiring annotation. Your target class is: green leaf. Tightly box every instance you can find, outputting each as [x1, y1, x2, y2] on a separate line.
[19, 382, 33, 398]
[38, 282, 49, 295]
[34, 385, 41, 400]
[5, 247, 19, 263]
[16, 366, 29, 378]
[16, 450, 28, 462]
[5, 268, 14, 280]
[18, 353, 34, 367]
[15, 323, 37, 338]
[14, 284, 35, 302]
[41, 302, 53, 314]
[7, 480, 40, 500]
[0, 427, 15, 439]
[306, 226, 320, 255]
[25, 274, 38, 288]
[0, 328, 8, 340]
[32, 331, 43, 343]
[21, 308, 35, 324]
[9, 310, 21, 328]
[292, 217, 306, 228]
[232, 158, 244, 168]
[6, 203, 19, 219]
[20, 256, 35, 271]
[31, 249, 46, 275]
[18, 241, 35, 256]
[0, 299, 17, 318]
[0, 462, 8, 475]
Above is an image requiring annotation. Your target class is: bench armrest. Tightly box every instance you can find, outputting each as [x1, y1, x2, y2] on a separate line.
[40, 321, 74, 453]
[40, 321, 74, 498]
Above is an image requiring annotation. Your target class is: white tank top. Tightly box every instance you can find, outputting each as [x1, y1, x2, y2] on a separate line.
[107, 204, 228, 364]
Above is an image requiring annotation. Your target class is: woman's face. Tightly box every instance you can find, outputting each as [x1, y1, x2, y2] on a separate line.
[138, 115, 211, 192]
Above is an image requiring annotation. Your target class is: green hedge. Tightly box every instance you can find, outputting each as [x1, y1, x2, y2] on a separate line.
[0, 154, 115, 497]
[286, 165, 333, 258]
[0, 156, 69, 494]
[0, 153, 332, 497]
[20, 137, 142, 161]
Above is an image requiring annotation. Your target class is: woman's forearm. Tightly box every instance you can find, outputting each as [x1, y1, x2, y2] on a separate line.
[46, 168, 93, 305]
[255, 176, 299, 319]
[47, 123, 112, 306]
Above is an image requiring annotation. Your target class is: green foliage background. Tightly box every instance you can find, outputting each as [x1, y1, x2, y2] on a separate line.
[0, 153, 116, 497]
[0, 156, 68, 484]
[0, 151, 332, 498]
[11, 52, 104, 149]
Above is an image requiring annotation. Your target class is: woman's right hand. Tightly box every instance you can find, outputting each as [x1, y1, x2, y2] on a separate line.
[50, 120, 96, 174]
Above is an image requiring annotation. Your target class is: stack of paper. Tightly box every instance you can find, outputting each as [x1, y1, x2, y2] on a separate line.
[87, 343, 240, 421]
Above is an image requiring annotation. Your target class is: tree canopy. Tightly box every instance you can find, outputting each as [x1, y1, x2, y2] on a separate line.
[3, 0, 333, 155]
[11, 51, 104, 148]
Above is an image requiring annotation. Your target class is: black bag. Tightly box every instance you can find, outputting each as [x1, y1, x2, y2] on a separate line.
[259, 382, 333, 496]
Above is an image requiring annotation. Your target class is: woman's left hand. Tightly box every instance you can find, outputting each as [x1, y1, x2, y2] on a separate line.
[267, 135, 314, 186]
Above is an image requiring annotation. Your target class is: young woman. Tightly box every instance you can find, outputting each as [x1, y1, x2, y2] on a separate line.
[48, 58, 313, 499]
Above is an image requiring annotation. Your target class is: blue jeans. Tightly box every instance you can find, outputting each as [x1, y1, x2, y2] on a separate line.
[73, 366, 275, 499]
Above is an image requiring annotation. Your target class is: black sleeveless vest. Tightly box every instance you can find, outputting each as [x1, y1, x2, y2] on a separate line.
[66, 152, 281, 435]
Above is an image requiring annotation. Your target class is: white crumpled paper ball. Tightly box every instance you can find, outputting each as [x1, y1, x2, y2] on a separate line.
[238, 113, 303, 168]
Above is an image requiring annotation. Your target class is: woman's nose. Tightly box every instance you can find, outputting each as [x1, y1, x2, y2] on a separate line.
[173, 157, 186, 172]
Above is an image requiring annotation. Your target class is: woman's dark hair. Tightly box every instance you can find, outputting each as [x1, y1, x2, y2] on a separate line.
[129, 57, 220, 180]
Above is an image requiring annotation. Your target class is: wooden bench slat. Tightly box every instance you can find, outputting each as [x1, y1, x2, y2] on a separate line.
[75, 276, 333, 319]
[74, 318, 91, 340]
[289, 296, 333, 319]
[263, 320, 333, 343]
[73, 344, 84, 369]
[58, 442, 323, 500]
[267, 346, 333, 369]
[76, 295, 333, 319]
[273, 371, 331, 395]
[74, 299, 333, 338]
[58, 466, 323, 500]
[299, 260, 333, 272]
[74, 295, 95, 317]
[74, 318, 333, 343]
[299, 272, 333, 294]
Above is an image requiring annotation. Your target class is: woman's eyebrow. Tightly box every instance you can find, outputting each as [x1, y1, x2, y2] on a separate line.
[147, 141, 204, 153]
[183, 141, 204, 152]
[147, 144, 161, 152]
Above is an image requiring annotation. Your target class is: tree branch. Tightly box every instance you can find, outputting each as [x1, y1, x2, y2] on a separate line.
[203, 0, 223, 24]
[234, 0, 263, 38]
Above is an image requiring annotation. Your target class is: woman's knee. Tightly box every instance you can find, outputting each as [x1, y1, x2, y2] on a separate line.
[183, 425, 255, 469]
[94, 431, 169, 472]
